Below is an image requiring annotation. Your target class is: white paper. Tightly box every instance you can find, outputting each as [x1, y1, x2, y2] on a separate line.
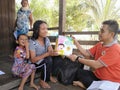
[87, 80, 120, 90]
[55, 35, 74, 56]
[0, 70, 5, 75]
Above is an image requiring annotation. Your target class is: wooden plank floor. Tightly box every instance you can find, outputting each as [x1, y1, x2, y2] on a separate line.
[0, 56, 85, 90]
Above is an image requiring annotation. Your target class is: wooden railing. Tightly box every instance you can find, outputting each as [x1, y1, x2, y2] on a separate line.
[46, 28, 99, 46]
[49, 31, 99, 45]
[28, 27, 120, 48]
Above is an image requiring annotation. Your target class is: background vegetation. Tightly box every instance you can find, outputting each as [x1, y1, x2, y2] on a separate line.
[16, 0, 120, 32]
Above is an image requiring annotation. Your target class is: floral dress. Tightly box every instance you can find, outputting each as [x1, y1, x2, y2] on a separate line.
[14, 8, 31, 39]
[12, 46, 36, 78]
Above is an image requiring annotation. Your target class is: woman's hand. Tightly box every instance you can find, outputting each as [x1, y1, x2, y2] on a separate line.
[47, 51, 59, 56]
[52, 51, 59, 56]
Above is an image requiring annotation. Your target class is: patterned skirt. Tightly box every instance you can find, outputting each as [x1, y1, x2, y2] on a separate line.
[12, 62, 36, 78]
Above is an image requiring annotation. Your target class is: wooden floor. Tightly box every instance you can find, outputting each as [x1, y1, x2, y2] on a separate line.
[0, 56, 85, 90]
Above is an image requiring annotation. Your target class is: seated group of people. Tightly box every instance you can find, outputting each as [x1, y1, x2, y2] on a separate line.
[12, 19, 120, 90]
[11, 1, 120, 88]
[12, 20, 58, 90]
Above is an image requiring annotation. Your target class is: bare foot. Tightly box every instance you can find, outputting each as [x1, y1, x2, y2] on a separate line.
[18, 86, 23, 90]
[73, 81, 86, 89]
[30, 83, 40, 90]
[50, 76, 57, 83]
[39, 80, 51, 88]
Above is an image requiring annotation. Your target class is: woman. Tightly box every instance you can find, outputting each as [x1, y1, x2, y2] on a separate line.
[29, 20, 57, 88]
[14, 0, 33, 39]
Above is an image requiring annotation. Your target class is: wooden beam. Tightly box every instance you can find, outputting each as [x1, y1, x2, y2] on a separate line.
[63, 31, 99, 35]
[48, 36, 99, 45]
[59, 0, 66, 35]
[0, 0, 15, 56]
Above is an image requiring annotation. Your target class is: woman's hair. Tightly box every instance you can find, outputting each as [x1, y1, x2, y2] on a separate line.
[31, 20, 47, 40]
[21, 0, 28, 3]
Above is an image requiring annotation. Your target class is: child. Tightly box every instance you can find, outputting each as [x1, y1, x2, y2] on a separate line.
[14, 0, 33, 39]
[12, 34, 39, 90]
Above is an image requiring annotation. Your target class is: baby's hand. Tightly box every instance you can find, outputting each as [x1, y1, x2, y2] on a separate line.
[24, 41, 29, 48]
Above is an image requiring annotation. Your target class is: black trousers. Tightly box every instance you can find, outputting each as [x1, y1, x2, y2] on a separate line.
[52, 56, 84, 77]
[52, 56, 64, 76]
[35, 56, 53, 82]
[76, 69, 100, 88]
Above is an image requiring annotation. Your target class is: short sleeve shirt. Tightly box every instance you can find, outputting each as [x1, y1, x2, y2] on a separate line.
[16, 8, 31, 30]
[29, 37, 51, 64]
[88, 42, 120, 82]
[14, 46, 26, 64]
[29, 37, 50, 56]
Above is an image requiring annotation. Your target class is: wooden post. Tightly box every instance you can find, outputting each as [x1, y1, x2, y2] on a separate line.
[59, 0, 66, 35]
[0, 0, 15, 57]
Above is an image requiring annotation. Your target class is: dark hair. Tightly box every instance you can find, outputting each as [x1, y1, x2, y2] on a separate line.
[102, 20, 119, 36]
[17, 34, 28, 40]
[21, 0, 28, 3]
[31, 20, 47, 40]
[58, 43, 65, 47]
[21, 0, 29, 7]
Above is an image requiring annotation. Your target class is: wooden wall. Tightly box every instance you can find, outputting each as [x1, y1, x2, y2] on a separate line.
[0, 0, 15, 57]
[0, 0, 66, 57]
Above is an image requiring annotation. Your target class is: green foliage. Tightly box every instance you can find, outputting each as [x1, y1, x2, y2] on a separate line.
[30, 0, 59, 27]
[66, 0, 91, 31]
[83, 0, 120, 30]
[15, 0, 120, 32]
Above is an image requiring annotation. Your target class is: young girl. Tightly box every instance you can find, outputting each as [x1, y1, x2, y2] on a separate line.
[12, 34, 39, 90]
[14, 0, 33, 39]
